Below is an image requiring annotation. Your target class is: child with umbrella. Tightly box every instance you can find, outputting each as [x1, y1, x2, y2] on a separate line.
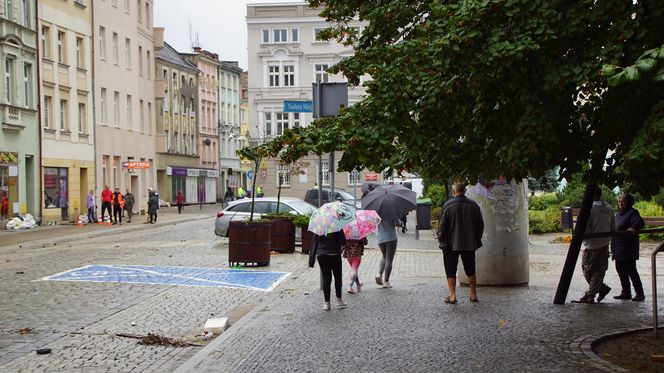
[342, 210, 381, 294]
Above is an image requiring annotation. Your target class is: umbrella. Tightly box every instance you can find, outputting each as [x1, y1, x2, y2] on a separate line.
[343, 210, 382, 239]
[308, 201, 356, 236]
[361, 184, 417, 223]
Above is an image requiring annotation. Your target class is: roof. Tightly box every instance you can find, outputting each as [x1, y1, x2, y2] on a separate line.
[219, 61, 244, 74]
[155, 42, 199, 73]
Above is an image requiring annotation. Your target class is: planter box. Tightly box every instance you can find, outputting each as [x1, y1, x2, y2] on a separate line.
[267, 217, 295, 253]
[301, 227, 315, 254]
[228, 220, 271, 267]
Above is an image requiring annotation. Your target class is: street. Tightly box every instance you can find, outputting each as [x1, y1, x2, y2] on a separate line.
[0, 213, 660, 372]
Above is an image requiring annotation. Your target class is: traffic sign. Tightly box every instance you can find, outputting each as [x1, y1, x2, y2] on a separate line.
[247, 170, 253, 180]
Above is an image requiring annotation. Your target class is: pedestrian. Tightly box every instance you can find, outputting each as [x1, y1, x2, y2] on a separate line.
[154, 190, 160, 222]
[59, 191, 68, 221]
[146, 189, 158, 224]
[576, 188, 615, 304]
[224, 186, 234, 204]
[87, 190, 97, 224]
[112, 187, 124, 225]
[375, 218, 399, 289]
[343, 237, 368, 294]
[176, 191, 184, 214]
[437, 182, 484, 304]
[101, 185, 113, 223]
[309, 230, 348, 311]
[400, 213, 408, 233]
[124, 189, 135, 223]
[611, 193, 646, 302]
[1, 191, 8, 219]
[256, 185, 264, 198]
[237, 186, 246, 199]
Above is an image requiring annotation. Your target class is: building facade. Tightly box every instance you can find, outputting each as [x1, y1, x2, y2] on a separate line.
[239, 71, 251, 189]
[93, 0, 156, 213]
[246, 2, 380, 199]
[182, 47, 220, 202]
[1, 0, 40, 219]
[218, 61, 242, 196]
[38, 0, 94, 223]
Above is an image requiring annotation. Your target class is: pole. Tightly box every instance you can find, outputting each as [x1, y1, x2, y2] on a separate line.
[318, 154, 323, 208]
[329, 152, 335, 199]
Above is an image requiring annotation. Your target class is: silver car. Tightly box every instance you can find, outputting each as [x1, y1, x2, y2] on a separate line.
[215, 197, 317, 239]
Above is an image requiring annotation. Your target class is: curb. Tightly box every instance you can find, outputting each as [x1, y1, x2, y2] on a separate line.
[571, 323, 652, 372]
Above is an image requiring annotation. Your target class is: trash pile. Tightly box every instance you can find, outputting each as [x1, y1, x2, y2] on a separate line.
[5, 214, 37, 230]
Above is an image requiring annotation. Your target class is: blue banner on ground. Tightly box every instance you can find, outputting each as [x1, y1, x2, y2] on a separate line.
[42, 265, 290, 292]
[283, 100, 313, 113]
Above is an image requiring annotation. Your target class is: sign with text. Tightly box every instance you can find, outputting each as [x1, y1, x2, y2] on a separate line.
[123, 161, 151, 169]
[365, 172, 378, 181]
[283, 100, 313, 113]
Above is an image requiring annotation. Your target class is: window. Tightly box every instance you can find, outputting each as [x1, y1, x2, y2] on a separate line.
[291, 28, 299, 43]
[146, 50, 151, 78]
[23, 63, 32, 108]
[43, 96, 52, 128]
[112, 32, 118, 64]
[293, 113, 301, 128]
[261, 29, 269, 44]
[181, 94, 185, 113]
[139, 99, 144, 132]
[181, 75, 185, 87]
[320, 161, 330, 186]
[147, 102, 152, 134]
[126, 94, 132, 129]
[41, 26, 51, 59]
[314, 28, 326, 42]
[124, 0, 129, 13]
[59, 99, 68, 131]
[273, 28, 287, 43]
[145, 3, 150, 27]
[76, 37, 84, 68]
[124, 38, 131, 68]
[4, 0, 11, 19]
[113, 91, 119, 127]
[4, 56, 14, 104]
[283, 65, 295, 86]
[43, 168, 68, 209]
[99, 26, 106, 60]
[57, 31, 66, 64]
[138, 45, 143, 75]
[78, 103, 86, 133]
[276, 113, 289, 135]
[268, 65, 279, 87]
[348, 169, 361, 186]
[173, 94, 178, 114]
[264, 112, 272, 136]
[315, 63, 329, 83]
[277, 164, 291, 187]
[100, 88, 107, 123]
[22, 0, 29, 28]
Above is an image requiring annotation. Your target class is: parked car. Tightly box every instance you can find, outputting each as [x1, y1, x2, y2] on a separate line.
[215, 197, 317, 239]
[304, 188, 361, 208]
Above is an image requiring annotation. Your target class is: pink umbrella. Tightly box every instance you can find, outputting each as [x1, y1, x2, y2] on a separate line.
[343, 210, 381, 239]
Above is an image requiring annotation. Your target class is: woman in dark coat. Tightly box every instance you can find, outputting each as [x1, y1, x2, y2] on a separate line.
[611, 194, 646, 301]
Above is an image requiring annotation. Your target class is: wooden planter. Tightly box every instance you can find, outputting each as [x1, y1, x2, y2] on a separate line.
[301, 227, 315, 254]
[228, 220, 271, 267]
[267, 218, 295, 253]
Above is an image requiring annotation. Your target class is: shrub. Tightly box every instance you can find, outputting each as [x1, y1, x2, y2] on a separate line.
[634, 200, 664, 217]
[432, 206, 442, 221]
[529, 207, 562, 234]
[528, 193, 560, 211]
[425, 184, 447, 208]
[292, 214, 310, 228]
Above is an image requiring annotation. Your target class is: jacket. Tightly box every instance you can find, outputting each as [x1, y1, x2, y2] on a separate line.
[583, 201, 615, 250]
[148, 192, 158, 214]
[101, 189, 113, 203]
[112, 192, 124, 208]
[124, 193, 135, 207]
[611, 207, 645, 261]
[437, 195, 484, 252]
[308, 231, 347, 267]
[87, 194, 95, 209]
[176, 193, 184, 204]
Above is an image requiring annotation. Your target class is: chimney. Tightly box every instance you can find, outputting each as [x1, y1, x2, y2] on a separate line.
[154, 27, 165, 50]
[193, 46, 201, 52]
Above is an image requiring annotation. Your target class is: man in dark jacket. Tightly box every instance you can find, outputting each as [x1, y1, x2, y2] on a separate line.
[437, 183, 484, 304]
[124, 189, 135, 223]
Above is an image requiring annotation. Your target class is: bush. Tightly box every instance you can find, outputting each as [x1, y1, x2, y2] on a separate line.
[634, 200, 664, 217]
[432, 206, 442, 221]
[292, 214, 310, 228]
[528, 193, 560, 211]
[425, 184, 447, 208]
[558, 173, 617, 208]
[529, 207, 562, 234]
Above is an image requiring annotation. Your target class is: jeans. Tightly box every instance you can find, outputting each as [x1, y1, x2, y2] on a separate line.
[317, 254, 342, 302]
[87, 207, 96, 223]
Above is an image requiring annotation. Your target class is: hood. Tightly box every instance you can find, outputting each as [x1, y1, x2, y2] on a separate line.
[593, 201, 613, 213]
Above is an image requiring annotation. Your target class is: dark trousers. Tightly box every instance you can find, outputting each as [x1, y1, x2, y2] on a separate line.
[443, 249, 476, 278]
[177, 203, 183, 214]
[113, 205, 123, 223]
[101, 202, 111, 222]
[87, 207, 97, 223]
[615, 260, 644, 296]
[125, 206, 133, 222]
[317, 254, 342, 302]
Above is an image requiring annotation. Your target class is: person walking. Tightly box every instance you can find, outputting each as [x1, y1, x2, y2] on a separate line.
[59, 191, 68, 221]
[112, 187, 124, 225]
[146, 189, 158, 224]
[437, 182, 484, 304]
[343, 237, 367, 294]
[612, 194, 646, 302]
[1, 192, 8, 219]
[86, 190, 97, 224]
[375, 218, 398, 289]
[256, 185, 264, 198]
[101, 185, 113, 223]
[309, 230, 348, 311]
[176, 191, 184, 214]
[124, 189, 135, 223]
[224, 186, 234, 205]
[576, 188, 615, 304]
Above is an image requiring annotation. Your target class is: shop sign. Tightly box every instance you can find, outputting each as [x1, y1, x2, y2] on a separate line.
[0, 152, 18, 164]
[123, 161, 151, 169]
[365, 172, 378, 181]
[187, 169, 200, 177]
[170, 167, 187, 176]
[8, 166, 18, 177]
[207, 170, 219, 177]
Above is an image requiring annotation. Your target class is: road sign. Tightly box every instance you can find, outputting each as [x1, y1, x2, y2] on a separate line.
[283, 100, 313, 113]
[247, 170, 253, 180]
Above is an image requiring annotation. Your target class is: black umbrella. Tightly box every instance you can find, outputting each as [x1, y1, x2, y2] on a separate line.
[361, 184, 417, 223]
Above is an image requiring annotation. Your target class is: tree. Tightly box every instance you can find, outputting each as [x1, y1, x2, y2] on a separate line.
[528, 168, 560, 196]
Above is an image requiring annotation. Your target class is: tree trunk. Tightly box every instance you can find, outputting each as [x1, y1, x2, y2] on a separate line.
[276, 175, 282, 214]
[249, 158, 260, 221]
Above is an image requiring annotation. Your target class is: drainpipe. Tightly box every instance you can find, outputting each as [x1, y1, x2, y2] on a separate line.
[91, 0, 98, 200]
[35, 0, 43, 223]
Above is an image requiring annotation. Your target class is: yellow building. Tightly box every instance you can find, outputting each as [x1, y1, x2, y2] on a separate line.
[39, 0, 95, 223]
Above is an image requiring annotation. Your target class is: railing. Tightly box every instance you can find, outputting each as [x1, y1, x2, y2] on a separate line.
[652, 241, 664, 338]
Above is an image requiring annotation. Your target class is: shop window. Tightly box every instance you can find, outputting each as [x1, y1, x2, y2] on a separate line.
[44, 167, 68, 209]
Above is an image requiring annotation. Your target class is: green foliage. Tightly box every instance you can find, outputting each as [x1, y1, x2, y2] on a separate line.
[529, 208, 562, 234]
[263, 212, 296, 220]
[432, 206, 442, 222]
[292, 214, 311, 228]
[528, 193, 561, 211]
[528, 168, 560, 195]
[634, 200, 664, 217]
[653, 188, 664, 208]
[558, 173, 617, 208]
[424, 184, 447, 208]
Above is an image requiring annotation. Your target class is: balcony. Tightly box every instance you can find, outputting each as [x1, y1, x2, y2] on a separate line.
[2, 106, 23, 130]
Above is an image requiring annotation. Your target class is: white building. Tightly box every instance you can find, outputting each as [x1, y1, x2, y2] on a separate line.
[246, 2, 380, 198]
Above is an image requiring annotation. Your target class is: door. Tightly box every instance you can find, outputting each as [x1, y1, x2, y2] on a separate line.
[80, 168, 88, 216]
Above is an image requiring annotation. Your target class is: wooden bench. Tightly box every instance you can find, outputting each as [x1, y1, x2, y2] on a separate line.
[571, 208, 664, 227]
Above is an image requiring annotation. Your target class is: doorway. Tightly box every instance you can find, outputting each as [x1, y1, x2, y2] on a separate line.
[80, 167, 88, 216]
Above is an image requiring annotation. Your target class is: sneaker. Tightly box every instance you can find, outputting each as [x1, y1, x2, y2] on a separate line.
[323, 302, 331, 311]
[336, 298, 347, 309]
[383, 282, 392, 289]
[375, 274, 383, 286]
[632, 294, 645, 302]
[576, 294, 595, 304]
[614, 293, 632, 300]
[346, 288, 356, 294]
[597, 285, 611, 303]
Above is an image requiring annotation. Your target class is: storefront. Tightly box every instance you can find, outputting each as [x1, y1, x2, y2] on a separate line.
[167, 167, 218, 204]
[0, 152, 19, 219]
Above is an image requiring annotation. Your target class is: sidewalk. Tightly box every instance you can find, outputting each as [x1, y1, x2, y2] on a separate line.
[0, 203, 222, 251]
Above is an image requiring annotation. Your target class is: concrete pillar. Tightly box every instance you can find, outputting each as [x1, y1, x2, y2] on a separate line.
[460, 179, 529, 285]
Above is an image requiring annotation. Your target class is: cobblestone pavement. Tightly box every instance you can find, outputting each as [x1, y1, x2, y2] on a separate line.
[1, 214, 662, 372]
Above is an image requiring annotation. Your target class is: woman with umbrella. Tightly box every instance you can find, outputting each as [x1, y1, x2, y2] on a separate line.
[308, 202, 355, 311]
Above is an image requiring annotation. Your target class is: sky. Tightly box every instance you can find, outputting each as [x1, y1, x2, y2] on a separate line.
[154, 0, 300, 70]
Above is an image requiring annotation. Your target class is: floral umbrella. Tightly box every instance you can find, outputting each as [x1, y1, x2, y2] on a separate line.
[343, 210, 382, 239]
[307, 201, 356, 236]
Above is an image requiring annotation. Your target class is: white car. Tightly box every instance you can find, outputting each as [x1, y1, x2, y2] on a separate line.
[215, 197, 316, 239]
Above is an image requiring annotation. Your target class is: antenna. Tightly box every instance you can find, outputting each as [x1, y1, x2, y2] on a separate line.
[188, 19, 201, 50]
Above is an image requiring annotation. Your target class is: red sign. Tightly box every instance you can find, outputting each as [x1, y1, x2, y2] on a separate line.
[123, 161, 151, 169]
[365, 172, 378, 181]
